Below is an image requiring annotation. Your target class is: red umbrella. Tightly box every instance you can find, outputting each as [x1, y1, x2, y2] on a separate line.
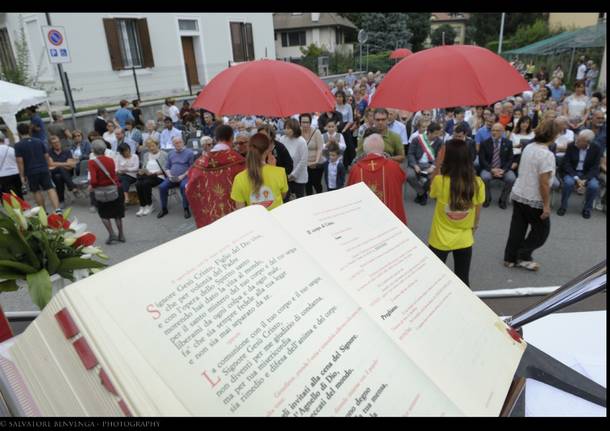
[389, 48, 413, 59]
[371, 45, 530, 112]
[192, 59, 336, 117]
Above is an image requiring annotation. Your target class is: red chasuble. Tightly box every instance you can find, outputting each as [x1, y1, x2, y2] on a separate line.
[186, 150, 246, 228]
[346, 154, 408, 224]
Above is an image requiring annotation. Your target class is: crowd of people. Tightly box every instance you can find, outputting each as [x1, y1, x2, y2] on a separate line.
[0, 58, 605, 286]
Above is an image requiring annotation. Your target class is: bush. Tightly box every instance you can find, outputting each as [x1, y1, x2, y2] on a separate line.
[364, 51, 394, 73]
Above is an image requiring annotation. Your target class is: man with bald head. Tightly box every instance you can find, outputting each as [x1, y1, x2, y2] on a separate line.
[157, 136, 194, 219]
[479, 122, 515, 209]
[558, 129, 602, 219]
[346, 133, 407, 224]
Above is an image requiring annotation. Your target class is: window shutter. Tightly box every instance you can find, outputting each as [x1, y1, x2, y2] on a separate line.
[230, 22, 244, 62]
[245, 23, 254, 61]
[103, 18, 123, 71]
[137, 19, 154, 68]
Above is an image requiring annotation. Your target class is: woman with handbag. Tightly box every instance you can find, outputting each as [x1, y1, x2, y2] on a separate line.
[88, 140, 125, 244]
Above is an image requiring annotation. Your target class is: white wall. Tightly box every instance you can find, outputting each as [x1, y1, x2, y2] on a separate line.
[274, 27, 353, 59]
[1, 12, 275, 107]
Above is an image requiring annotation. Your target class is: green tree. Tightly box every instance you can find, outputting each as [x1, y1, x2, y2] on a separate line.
[360, 13, 412, 53]
[431, 24, 457, 46]
[468, 13, 546, 47]
[405, 13, 431, 51]
[337, 13, 363, 29]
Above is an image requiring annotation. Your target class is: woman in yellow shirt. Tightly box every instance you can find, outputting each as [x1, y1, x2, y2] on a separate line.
[428, 139, 485, 287]
[231, 133, 288, 210]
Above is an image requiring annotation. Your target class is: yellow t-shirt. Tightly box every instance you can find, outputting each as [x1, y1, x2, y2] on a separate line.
[428, 175, 485, 251]
[230, 164, 288, 210]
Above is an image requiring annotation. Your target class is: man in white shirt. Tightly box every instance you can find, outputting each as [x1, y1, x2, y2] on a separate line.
[576, 57, 587, 82]
[331, 79, 353, 97]
[159, 117, 183, 151]
[167, 99, 180, 124]
[388, 108, 409, 152]
[345, 69, 357, 88]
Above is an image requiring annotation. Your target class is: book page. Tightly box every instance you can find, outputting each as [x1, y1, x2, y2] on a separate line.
[271, 183, 526, 416]
[66, 204, 462, 416]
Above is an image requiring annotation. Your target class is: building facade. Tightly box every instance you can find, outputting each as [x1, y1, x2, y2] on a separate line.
[548, 12, 606, 30]
[0, 13, 275, 107]
[425, 13, 470, 47]
[273, 13, 356, 59]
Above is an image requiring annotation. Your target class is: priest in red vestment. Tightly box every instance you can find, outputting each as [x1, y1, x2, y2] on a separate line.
[346, 133, 407, 224]
[186, 129, 246, 228]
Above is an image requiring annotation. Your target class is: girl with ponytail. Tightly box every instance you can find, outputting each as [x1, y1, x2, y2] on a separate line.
[427, 138, 485, 287]
[231, 133, 289, 210]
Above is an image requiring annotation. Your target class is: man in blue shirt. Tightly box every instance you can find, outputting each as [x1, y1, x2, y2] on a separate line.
[14, 123, 61, 212]
[157, 136, 194, 219]
[201, 112, 217, 137]
[114, 99, 135, 129]
[546, 78, 567, 103]
[26, 106, 47, 144]
[475, 109, 496, 147]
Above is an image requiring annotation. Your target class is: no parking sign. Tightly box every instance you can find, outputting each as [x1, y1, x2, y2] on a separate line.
[41, 26, 71, 63]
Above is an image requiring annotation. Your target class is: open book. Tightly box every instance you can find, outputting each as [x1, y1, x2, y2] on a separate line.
[0, 183, 525, 416]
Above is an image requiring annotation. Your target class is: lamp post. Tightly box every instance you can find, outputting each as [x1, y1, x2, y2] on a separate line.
[498, 12, 506, 54]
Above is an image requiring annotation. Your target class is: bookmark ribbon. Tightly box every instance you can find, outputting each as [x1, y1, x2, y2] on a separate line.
[55, 308, 80, 339]
[73, 337, 98, 369]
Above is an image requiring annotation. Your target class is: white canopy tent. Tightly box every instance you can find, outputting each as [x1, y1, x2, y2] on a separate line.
[0, 80, 51, 139]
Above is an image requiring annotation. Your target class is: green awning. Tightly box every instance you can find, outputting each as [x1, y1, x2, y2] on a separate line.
[505, 23, 606, 55]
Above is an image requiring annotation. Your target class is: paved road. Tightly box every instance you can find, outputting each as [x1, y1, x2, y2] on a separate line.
[1, 181, 606, 314]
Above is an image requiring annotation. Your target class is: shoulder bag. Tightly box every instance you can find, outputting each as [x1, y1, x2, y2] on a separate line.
[92, 157, 120, 203]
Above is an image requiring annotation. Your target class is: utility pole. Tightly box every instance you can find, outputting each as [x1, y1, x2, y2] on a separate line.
[442, 32, 445, 45]
[498, 12, 506, 54]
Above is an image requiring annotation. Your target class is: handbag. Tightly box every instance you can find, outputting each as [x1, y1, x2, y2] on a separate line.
[92, 158, 120, 203]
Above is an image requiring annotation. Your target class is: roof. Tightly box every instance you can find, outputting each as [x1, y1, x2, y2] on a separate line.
[431, 13, 470, 22]
[273, 13, 357, 31]
[505, 22, 606, 55]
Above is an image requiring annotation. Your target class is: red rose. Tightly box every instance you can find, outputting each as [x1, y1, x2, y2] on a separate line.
[2, 192, 31, 210]
[48, 213, 70, 229]
[74, 233, 97, 248]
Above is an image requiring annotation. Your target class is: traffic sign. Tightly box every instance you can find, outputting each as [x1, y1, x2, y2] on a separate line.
[41, 26, 71, 64]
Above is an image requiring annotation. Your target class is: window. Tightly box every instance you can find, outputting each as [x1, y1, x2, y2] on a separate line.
[230, 22, 254, 62]
[103, 18, 154, 70]
[117, 19, 143, 68]
[335, 30, 343, 45]
[0, 28, 16, 71]
[281, 31, 306, 47]
[179, 19, 198, 32]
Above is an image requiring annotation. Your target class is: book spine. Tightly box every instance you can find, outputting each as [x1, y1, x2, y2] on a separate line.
[54, 307, 132, 417]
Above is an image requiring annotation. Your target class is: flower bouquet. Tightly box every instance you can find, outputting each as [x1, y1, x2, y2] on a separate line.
[0, 192, 108, 310]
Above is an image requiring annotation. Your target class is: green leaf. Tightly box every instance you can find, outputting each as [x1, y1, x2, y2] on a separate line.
[58, 257, 106, 272]
[57, 270, 75, 282]
[38, 207, 47, 227]
[26, 269, 53, 310]
[0, 269, 26, 280]
[2, 200, 19, 224]
[0, 219, 40, 269]
[0, 279, 19, 292]
[0, 259, 37, 274]
[39, 235, 60, 275]
[62, 207, 72, 221]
